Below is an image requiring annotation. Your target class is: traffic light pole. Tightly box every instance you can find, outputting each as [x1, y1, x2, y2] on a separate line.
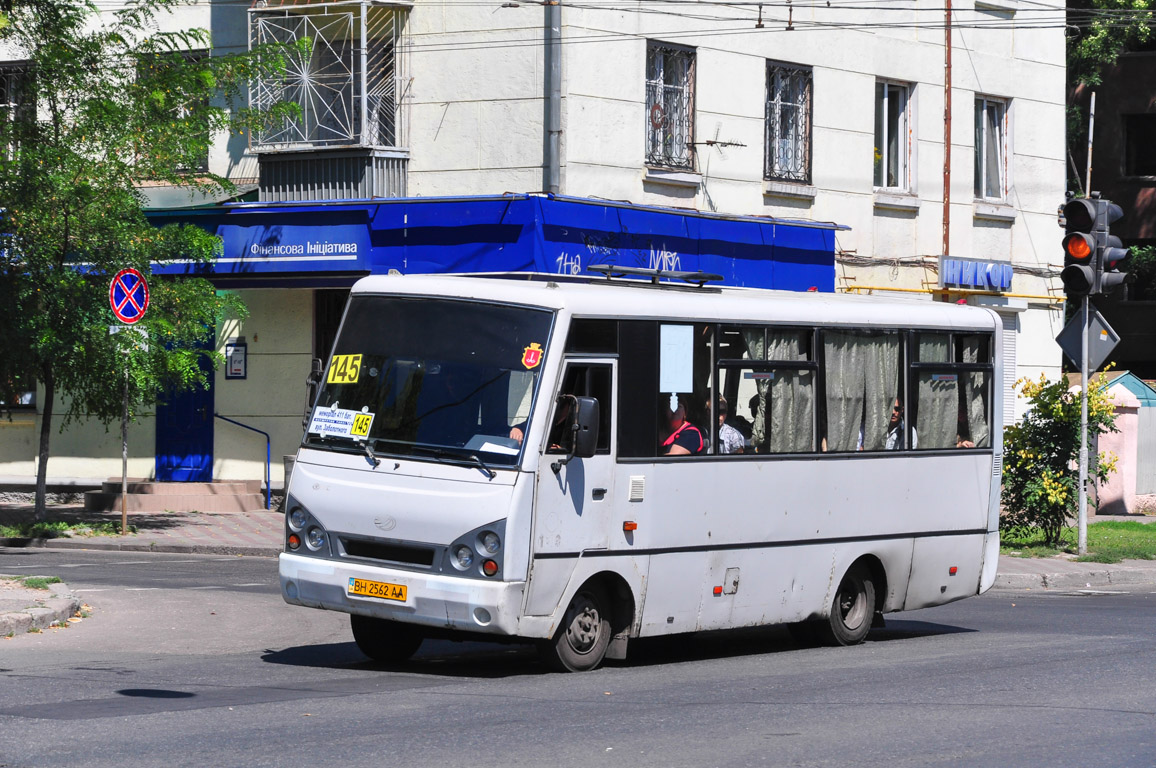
[1078, 295, 1089, 556]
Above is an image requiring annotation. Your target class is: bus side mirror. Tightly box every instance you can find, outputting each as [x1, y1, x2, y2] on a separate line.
[551, 395, 599, 474]
[572, 396, 599, 458]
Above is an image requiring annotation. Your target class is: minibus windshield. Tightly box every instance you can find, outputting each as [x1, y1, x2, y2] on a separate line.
[304, 295, 555, 468]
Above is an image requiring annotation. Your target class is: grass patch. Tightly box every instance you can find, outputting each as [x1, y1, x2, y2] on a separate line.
[3, 575, 63, 590]
[1001, 521, 1156, 563]
[0, 520, 130, 538]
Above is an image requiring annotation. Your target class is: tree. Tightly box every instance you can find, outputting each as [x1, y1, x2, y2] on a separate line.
[1001, 374, 1119, 547]
[0, 0, 297, 519]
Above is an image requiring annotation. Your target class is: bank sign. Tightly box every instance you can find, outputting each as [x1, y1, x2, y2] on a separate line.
[938, 256, 1013, 292]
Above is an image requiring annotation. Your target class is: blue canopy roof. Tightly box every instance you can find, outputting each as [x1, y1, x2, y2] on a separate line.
[147, 193, 843, 292]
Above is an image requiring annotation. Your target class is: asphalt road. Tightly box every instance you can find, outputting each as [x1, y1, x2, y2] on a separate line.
[1, 549, 1154, 768]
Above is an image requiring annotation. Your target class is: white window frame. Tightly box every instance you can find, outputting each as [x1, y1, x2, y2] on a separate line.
[874, 81, 912, 192]
[974, 96, 1009, 201]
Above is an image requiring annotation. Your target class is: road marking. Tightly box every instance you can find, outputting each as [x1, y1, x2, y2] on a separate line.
[233, 583, 267, 587]
[124, 588, 161, 591]
[187, 586, 225, 590]
[72, 589, 109, 593]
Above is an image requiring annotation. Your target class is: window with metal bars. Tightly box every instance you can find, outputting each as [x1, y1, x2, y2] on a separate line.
[251, 3, 406, 150]
[645, 42, 695, 170]
[0, 62, 34, 161]
[765, 62, 812, 183]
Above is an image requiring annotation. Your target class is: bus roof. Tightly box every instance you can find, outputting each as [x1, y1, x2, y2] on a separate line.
[349, 272, 999, 331]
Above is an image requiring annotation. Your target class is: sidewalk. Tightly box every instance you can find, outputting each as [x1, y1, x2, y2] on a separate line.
[0, 502, 284, 557]
[2, 502, 1155, 589]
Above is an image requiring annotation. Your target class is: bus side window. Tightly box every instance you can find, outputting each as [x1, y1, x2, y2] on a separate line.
[821, 330, 901, 452]
[910, 332, 992, 450]
[547, 364, 613, 454]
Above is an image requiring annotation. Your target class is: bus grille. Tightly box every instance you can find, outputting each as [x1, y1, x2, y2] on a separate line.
[341, 538, 436, 567]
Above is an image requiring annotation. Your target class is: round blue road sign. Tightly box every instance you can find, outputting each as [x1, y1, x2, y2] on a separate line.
[109, 268, 149, 325]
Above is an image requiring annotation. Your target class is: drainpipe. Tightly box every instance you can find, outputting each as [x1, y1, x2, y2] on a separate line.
[544, 1, 562, 193]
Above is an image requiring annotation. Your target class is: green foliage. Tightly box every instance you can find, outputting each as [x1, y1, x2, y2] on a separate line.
[2, 575, 64, 589]
[1069, 0, 1156, 87]
[0, 519, 129, 538]
[1001, 373, 1119, 547]
[0, 0, 297, 517]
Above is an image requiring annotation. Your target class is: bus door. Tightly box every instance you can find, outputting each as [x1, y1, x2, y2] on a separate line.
[523, 360, 616, 615]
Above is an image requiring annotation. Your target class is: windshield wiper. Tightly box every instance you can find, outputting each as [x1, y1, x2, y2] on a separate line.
[363, 439, 381, 468]
[413, 446, 496, 480]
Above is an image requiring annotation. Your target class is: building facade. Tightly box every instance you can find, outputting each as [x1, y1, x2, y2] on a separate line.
[0, 0, 1067, 487]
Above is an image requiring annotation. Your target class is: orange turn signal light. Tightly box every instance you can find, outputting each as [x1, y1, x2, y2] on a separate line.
[623, 521, 638, 532]
[287, 533, 301, 550]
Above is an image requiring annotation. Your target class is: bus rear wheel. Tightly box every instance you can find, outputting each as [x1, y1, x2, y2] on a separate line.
[350, 614, 424, 663]
[539, 585, 611, 672]
[821, 563, 876, 646]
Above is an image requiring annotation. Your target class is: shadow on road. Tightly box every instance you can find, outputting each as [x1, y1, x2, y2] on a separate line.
[260, 618, 975, 677]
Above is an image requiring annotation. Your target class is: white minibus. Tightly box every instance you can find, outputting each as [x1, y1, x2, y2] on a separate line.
[279, 270, 1003, 671]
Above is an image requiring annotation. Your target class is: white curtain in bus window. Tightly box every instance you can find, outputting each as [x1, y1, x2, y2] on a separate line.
[743, 329, 813, 453]
[916, 372, 959, 449]
[824, 331, 900, 452]
[961, 335, 990, 447]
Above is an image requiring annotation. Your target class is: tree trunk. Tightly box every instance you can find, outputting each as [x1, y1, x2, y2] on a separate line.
[33, 369, 55, 523]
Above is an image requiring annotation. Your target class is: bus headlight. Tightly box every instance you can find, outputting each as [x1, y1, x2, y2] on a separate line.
[480, 531, 501, 555]
[306, 527, 328, 551]
[288, 507, 308, 531]
[453, 545, 474, 570]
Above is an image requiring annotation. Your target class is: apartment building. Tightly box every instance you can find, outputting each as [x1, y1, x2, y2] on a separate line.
[0, 0, 1066, 486]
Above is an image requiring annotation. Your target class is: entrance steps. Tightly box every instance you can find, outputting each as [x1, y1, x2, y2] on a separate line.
[84, 479, 268, 514]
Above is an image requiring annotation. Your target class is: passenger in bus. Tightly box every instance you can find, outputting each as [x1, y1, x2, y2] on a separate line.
[885, 398, 916, 450]
[716, 396, 745, 454]
[955, 407, 975, 448]
[661, 398, 705, 456]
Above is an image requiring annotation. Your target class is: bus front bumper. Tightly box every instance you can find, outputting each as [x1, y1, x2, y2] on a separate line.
[279, 552, 529, 637]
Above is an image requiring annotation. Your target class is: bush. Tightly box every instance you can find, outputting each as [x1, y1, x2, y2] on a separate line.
[1000, 373, 1118, 547]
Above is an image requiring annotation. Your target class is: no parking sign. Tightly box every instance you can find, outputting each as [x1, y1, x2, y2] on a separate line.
[109, 268, 149, 324]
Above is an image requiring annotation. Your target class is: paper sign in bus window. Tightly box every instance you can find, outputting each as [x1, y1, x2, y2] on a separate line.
[308, 406, 374, 440]
[659, 324, 693, 394]
[327, 354, 363, 384]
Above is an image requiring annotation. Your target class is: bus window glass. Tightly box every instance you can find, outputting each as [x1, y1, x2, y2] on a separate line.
[734, 328, 814, 454]
[304, 296, 554, 467]
[956, 334, 990, 363]
[961, 371, 991, 447]
[917, 333, 950, 363]
[823, 330, 901, 452]
[546, 364, 612, 454]
[913, 372, 961, 449]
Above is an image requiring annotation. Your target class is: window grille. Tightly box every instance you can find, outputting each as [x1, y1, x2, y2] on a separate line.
[765, 63, 812, 183]
[251, 2, 407, 151]
[0, 63, 34, 161]
[645, 42, 695, 170]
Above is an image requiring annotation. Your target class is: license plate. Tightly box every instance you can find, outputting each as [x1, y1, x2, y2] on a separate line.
[347, 577, 407, 602]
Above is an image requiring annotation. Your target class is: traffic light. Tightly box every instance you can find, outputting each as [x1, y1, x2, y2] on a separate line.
[1060, 196, 1131, 296]
[1097, 202, 1130, 294]
[1061, 198, 1096, 297]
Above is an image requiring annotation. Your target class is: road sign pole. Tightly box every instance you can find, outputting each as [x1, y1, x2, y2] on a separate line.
[122, 366, 129, 536]
[1078, 295, 1089, 556]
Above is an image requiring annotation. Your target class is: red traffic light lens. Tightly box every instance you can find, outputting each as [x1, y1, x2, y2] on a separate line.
[1063, 233, 1093, 260]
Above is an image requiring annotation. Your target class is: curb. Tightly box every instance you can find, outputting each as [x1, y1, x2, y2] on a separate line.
[0, 581, 82, 637]
[994, 567, 1156, 590]
[0, 537, 279, 558]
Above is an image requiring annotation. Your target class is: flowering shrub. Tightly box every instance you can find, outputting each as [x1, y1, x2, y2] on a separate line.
[1000, 373, 1118, 546]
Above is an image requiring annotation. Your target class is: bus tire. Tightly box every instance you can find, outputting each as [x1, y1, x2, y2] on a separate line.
[539, 585, 611, 672]
[821, 562, 876, 646]
[350, 614, 423, 663]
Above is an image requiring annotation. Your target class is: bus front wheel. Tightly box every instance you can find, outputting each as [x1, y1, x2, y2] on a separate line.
[539, 585, 611, 672]
[350, 614, 424, 663]
[822, 563, 876, 646]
